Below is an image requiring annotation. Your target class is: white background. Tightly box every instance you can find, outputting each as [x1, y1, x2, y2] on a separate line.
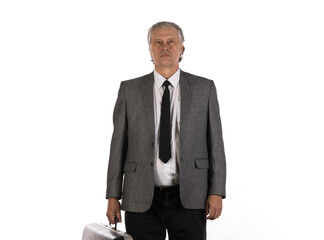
[1, 0, 323, 239]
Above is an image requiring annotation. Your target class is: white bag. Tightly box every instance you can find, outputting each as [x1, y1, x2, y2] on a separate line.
[82, 223, 133, 240]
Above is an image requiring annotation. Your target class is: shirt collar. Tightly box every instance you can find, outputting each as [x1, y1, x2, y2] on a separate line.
[154, 69, 180, 88]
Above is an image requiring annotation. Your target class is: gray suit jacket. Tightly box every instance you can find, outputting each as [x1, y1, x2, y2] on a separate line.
[106, 70, 226, 212]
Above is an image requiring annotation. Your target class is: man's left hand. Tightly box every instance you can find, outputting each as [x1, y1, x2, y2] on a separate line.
[205, 195, 223, 220]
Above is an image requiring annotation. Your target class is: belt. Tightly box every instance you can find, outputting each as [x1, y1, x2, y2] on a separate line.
[155, 185, 179, 193]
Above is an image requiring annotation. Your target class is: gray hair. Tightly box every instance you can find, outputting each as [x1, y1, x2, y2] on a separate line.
[148, 21, 185, 44]
[148, 21, 185, 62]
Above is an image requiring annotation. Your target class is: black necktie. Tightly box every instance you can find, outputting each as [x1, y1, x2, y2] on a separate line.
[159, 80, 171, 163]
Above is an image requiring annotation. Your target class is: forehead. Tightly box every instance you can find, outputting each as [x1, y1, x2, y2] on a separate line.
[151, 27, 179, 40]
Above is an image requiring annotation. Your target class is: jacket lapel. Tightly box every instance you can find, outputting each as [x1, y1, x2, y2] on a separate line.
[140, 70, 192, 140]
[180, 70, 192, 133]
[141, 72, 155, 138]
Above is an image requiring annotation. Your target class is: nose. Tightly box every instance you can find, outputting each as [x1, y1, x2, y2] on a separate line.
[161, 42, 169, 51]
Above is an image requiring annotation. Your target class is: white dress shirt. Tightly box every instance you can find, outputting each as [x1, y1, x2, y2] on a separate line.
[153, 69, 181, 187]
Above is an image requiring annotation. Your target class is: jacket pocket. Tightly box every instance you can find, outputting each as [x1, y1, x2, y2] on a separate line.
[195, 159, 209, 169]
[123, 162, 137, 172]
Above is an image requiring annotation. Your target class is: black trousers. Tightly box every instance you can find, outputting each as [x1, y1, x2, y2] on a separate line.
[125, 186, 206, 240]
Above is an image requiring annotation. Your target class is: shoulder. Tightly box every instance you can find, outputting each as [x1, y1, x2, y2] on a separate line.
[180, 70, 214, 87]
[120, 72, 154, 87]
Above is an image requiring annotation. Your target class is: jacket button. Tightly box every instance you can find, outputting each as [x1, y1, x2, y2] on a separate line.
[151, 142, 154, 147]
[150, 162, 154, 167]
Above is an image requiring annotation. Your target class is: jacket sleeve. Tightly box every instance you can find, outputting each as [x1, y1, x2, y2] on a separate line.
[106, 82, 128, 199]
[207, 80, 226, 198]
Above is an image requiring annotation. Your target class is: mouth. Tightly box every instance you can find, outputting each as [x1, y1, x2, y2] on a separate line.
[160, 53, 171, 57]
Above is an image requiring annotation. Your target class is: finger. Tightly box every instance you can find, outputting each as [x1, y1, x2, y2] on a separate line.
[206, 208, 216, 220]
[116, 209, 122, 223]
[205, 203, 210, 216]
[215, 207, 222, 218]
[107, 210, 116, 224]
[211, 209, 218, 220]
[106, 209, 111, 222]
[107, 208, 119, 224]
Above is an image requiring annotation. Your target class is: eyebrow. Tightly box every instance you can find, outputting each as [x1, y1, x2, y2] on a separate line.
[154, 37, 176, 41]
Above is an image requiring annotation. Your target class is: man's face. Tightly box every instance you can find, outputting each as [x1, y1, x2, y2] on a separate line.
[149, 27, 184, 70]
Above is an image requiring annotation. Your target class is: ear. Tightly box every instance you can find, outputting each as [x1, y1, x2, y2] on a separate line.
[181, 45, 185, 55]
[149, 45, 153, 58]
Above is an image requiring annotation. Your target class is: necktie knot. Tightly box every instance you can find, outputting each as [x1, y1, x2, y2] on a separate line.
[163, 80, 171, 88]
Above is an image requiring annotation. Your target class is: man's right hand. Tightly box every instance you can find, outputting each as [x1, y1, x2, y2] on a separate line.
[106, 198, 122, 224]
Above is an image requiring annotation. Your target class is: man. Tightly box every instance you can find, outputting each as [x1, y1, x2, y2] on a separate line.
[106, 21, 226, 240]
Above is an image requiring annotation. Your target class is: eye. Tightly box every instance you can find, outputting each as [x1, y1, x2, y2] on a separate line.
[155, 40, 162, 45]
[168, 40, 176, 45]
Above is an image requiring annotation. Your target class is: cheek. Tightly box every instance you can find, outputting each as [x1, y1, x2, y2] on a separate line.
[152, 49, 161, 58]
[149, 49, 156, 58]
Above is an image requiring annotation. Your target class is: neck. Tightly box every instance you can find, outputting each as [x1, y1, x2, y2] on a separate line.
[154, 65, 179, 79]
